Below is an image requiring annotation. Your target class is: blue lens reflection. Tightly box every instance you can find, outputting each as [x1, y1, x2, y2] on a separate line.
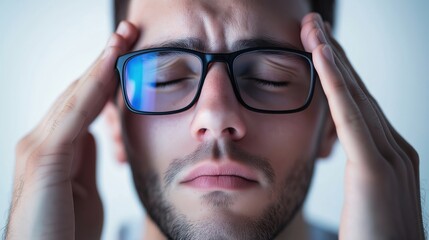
[125, 53, 158, 111]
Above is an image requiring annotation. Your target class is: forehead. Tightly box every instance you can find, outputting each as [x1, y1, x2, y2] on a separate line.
[127, 0, 310, 52]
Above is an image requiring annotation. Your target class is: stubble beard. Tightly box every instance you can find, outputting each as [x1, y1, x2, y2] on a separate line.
[129, 141, 315, 240]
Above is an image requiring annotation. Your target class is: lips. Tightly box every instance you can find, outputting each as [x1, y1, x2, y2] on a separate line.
[180, 162, 259, 190]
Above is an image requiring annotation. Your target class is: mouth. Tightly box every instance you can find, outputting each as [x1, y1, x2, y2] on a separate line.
[180, 162, 260, 190]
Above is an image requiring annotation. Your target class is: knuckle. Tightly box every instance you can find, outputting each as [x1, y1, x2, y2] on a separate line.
[46, 96, 77, 134]
[26, 144, 74, 175]
[58, 96, 78, 116]
[50, 118, 61, 134]
[63, 98, 76, 113]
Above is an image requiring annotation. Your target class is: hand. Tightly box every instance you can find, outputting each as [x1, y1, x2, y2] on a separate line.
[6, 21, 139, 240]
[301, 13, 424, 240]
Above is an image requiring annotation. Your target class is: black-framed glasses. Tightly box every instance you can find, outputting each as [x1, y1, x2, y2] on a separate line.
[116, 47, 316, 115]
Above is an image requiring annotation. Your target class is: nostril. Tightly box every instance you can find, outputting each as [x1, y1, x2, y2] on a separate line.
[196, 127, 239, 140]
[224, 127, 237, 136]
[197, 128, 207, 137]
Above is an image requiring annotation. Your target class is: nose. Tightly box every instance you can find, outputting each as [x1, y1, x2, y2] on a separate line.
[190, 63, 247, 142]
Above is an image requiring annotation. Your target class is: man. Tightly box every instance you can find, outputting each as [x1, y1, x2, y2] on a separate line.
[5, 0, 425, 239]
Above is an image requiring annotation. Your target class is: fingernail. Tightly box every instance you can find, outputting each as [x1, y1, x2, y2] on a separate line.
[116, 21, 127, 35]
[322, 44, 335, 63]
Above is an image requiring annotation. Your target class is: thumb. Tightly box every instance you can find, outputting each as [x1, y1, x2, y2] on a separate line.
[72, 131, 104, 240]
[71, 131, 98, 197]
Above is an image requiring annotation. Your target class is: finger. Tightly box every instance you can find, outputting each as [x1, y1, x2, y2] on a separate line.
[301, 12, 323, 30]
[315, 19, 422, 231]
[69, 20, 139, 119]
[327, 31, 416, 163]
[332, 33, 417, 161]
[370, 97, 419, 170]
[115, 21, 139, 50]
[369, 97, 422, 230]
[73, 31, 134, 122]
[324, 21, 333, 36]
[15, 81, 79, 186]
[369, 96, 422, 227]
[306, 15, 402, 163]
[32, 21, 139, 143]
[72, 131, 97, 195]
[15, 21, 139, 183]
[46, 21, 139, 144]
[314, 15, 424, 238]
[312, 44, 380, 163]
[320, 19, 423, 235]
[301, 13, 327, 53]
[71, 132, 104, 239]
[35, 80, 80, 137]
[322, 23, 415, 168]
[302, 14, 379, 163]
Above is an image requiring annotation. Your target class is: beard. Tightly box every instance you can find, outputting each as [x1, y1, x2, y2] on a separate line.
[128, 140, 315, 240]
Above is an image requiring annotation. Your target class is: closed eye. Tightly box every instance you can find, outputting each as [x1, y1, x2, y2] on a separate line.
[148, 78, 190, 88]
[248, 78, 290, 88]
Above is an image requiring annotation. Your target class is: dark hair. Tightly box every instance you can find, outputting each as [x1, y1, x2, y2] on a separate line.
[114, 0, 335, 30]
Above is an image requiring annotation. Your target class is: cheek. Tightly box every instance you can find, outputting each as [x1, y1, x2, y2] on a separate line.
[121, 108, 197, 179]
[242, 92, 325, 187]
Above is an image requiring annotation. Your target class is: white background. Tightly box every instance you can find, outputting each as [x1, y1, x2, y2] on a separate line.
[1, 0, 428, 239]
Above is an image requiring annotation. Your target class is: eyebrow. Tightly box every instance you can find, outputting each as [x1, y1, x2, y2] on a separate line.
[142, 37, 301, 52]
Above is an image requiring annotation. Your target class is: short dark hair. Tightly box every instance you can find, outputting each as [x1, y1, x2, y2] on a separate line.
[114, 0, 336, 31]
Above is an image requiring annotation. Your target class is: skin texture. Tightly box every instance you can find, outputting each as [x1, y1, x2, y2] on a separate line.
[113, 0, 333, 239]
[6, 0, 424, 240]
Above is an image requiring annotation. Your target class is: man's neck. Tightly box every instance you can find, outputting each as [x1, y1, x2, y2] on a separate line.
[141, 210, 311, 240]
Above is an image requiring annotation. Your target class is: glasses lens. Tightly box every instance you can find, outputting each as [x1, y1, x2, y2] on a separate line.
[233, 50, 313, 111]
[124, 51, 202, 112]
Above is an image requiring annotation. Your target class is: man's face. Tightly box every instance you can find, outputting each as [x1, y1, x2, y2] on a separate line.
[117, 0, 332, 239]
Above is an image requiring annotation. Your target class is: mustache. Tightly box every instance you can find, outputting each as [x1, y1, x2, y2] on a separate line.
[164, 140, 275, 187]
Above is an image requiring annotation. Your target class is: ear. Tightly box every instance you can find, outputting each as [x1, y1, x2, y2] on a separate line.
[317, 110, 337, 159]
[103, 100, 127, 164]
